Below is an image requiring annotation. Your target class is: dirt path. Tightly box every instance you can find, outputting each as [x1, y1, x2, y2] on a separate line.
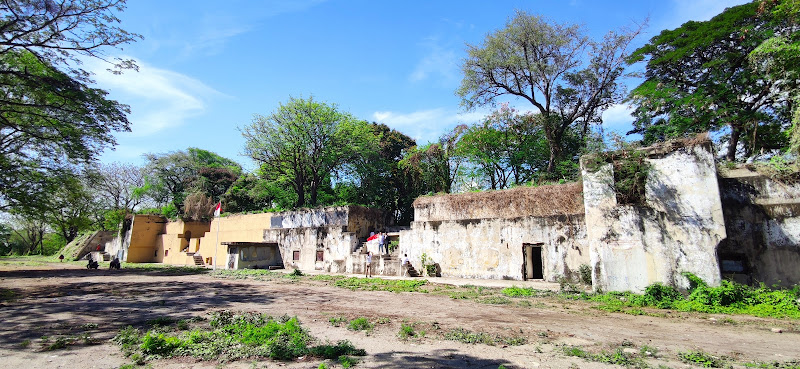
[0, 262, 797, 369]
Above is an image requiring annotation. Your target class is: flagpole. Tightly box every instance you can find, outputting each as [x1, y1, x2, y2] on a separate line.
[213, 201, 221, 270]
[214, 215, 219, 270]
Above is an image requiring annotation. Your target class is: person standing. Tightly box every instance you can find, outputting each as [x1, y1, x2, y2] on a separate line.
[401, 253, 410, 276]
[365, 252, 373, 278]
[58, 254, 64, 262]
[378, 232, 386, 255]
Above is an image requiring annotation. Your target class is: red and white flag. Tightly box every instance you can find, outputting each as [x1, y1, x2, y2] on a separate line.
[213, 202, 221, 218]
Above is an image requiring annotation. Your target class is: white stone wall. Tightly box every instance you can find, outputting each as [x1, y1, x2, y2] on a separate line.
[399, 215, 587, 281]
[583, 143, 726, 292]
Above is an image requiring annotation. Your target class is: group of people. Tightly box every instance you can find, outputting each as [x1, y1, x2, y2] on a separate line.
[367, 231, 390, 255]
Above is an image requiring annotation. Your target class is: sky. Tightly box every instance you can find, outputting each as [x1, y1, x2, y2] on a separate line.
[92, 0, 749, 171]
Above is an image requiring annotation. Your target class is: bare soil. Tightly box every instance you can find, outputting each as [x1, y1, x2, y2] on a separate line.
[0, 261, 798, 369]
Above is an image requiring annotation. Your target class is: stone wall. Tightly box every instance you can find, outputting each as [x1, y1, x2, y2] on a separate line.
[583, 141, 726, 292]
[126, 215, 166, 263]
[400, 184, 588, 281]
[718, 168, 800, 287]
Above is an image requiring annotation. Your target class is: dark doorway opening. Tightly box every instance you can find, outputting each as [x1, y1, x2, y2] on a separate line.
[522, 243, 543, 280]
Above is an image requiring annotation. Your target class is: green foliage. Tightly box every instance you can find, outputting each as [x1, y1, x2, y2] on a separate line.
[328, 316, 347, 327]
[745, 360, 800, 369]
[333, 277, 427, 293]
[113, 311, 366, 364]
[458, 10, 642, 174]
[578, 264, 593, 285]
[562, 346, 649, 369]
[347, 317, 374, 332]
[308, 340, 365, 359]
[627, 1, 793, 160]
[443, 327, 527, 346]
[290, 269, 304, 277]
[242, 96, 378, 208]
[398, 324, 417, 339]
[678, 350, 726, 368]
[338, 355, 357, 368]
[583, 274, 800, 318]
[501, 286, 536, 297]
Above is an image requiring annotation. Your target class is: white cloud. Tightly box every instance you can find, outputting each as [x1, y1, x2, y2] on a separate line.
[601, 104, 636, 134]
[372, 108, 486, 145]
[409, 37, 460, 87]
[85, 57, 225, 137]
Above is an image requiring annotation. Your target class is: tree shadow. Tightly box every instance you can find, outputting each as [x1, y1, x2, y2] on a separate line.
[370, 349, 515, 369]
[0, 272, 276, 349]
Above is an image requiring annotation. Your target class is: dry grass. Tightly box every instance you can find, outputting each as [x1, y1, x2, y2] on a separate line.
[414, 182, 584, 221]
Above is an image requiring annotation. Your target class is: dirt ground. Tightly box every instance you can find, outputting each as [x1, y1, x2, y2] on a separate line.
[0, 261, 798, 369]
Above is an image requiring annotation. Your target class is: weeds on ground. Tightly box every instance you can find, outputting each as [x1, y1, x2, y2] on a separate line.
[562, 346, 649, 369]
[333, 277, 427, 293]
[572, 273, 800, 319]
[329, 316, 347, 327]
[677, 350, 726, 368]
[443, 327, 527, 346]
[479, 296, 512, 305]
[745, 360, 800, 368]
[123, 263, 208, 275]
[398, 324, 417, 339]
[347, 317, 374, 332]
[212, 269, 280, 280]
[111, 311, 365, 364]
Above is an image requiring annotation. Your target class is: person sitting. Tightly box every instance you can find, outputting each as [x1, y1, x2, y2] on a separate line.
[86, 256, 98, 269]
[110, 257, 121, 270]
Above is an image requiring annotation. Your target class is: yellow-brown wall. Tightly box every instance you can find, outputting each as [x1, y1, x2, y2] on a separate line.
[196, 213, 272, 268]
[126, 215, 166, 263]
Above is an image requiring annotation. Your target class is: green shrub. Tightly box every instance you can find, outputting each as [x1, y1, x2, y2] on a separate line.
[347, 317, 373, 332]
[398, 324, 416, 339]
[579, 264, 592, 285]
[140, 332, 183, 356]
[501, 286, 535, 297]
[678, 350, 725, 368]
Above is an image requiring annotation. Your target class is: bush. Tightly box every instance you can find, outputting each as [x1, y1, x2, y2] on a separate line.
[347, 317, 373, 332]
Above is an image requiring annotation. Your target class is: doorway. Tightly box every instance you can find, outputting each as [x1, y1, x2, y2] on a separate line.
[522, 243, 543, 280]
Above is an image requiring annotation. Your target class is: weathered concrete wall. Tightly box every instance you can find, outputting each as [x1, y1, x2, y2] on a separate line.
[126, 215, 166, 263]
[401, 184, 588, 281]
[197, 213, 272, 268]
[226, 244, 281, 270]
[719, 168, 800, 287]
[583, 142, 726, 292]
[264, 226, 359, 272]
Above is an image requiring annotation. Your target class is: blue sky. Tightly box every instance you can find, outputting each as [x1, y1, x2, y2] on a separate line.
[92, 0, 748, 170]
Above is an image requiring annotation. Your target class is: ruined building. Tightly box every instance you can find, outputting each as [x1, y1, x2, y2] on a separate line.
[95, 138, 799, 292]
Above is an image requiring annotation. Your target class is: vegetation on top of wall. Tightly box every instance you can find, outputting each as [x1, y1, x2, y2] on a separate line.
[747, 156, 800, 184]
[572, 273, 800, 319]
[413, 182, 585, 218]
[583, 146, 651, 206]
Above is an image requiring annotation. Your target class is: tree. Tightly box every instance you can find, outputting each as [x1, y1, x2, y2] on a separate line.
[628, 1, 794, 160]
[0, 0, 140, 211]
[242, 96, 377, 208]
[335, 123, 417, 224]
[456, 104, 551, 189]
[457, 11, 643, 174]
[143, 148, 242, 214]
[750, 0, 800, 153]
[92, 162, 147, 211]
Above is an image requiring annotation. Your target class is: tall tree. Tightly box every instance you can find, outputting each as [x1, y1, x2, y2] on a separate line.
[457, 11, 643, 174]
[143, 148, 242, 213]
[242, 96, 376, 208]
[0, 0, 140, 211]
[628, 1, 794, 160]
[750, 0, 800, 153]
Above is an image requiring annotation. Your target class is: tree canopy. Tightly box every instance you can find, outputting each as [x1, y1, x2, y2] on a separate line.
[457, 10, 643, 175]
[0, 0, 139, 211]
[627, 1, 794, 160]
[242, 96, 377, 208]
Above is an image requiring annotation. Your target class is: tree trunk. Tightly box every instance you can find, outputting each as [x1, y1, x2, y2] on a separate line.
[727, 124, 741, 161]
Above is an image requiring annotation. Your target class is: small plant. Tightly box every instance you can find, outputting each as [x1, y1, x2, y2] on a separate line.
[578, 264, 592, 285]
[376, 317, 391, 324]
[290, 268, 304, 277]
[398, 324, 416, 339]
[502, 286, 535, 297]
[317, 364, 328, 369]
[347, 317, 374, 332]
[329, 316, 347, 327]
[339, 355, 357, 368]
[678, 350, 725, 368]
[480, 296, 512, 305]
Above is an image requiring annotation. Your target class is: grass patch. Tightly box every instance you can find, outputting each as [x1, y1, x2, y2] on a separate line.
[677, 350, 726, 368]
[111, 311, 365, 364]
[479, 296, 512, 305]
[745, 360, 800, 369]
[562, 346, 649, 369]
[574, 273, 800, 319]
[501, 286, 537, 297]
[211, 269, 281, 280]
[398, 324, 417, 339]
[347, 317, 374, 332]
[442, 327, 527, 346]
[329, 316, 347, 327]
[333, 277, 427, 293]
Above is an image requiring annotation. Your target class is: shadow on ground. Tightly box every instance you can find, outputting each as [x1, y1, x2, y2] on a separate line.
[370, 349, 515, 369]
[0, 269, 274, 349]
